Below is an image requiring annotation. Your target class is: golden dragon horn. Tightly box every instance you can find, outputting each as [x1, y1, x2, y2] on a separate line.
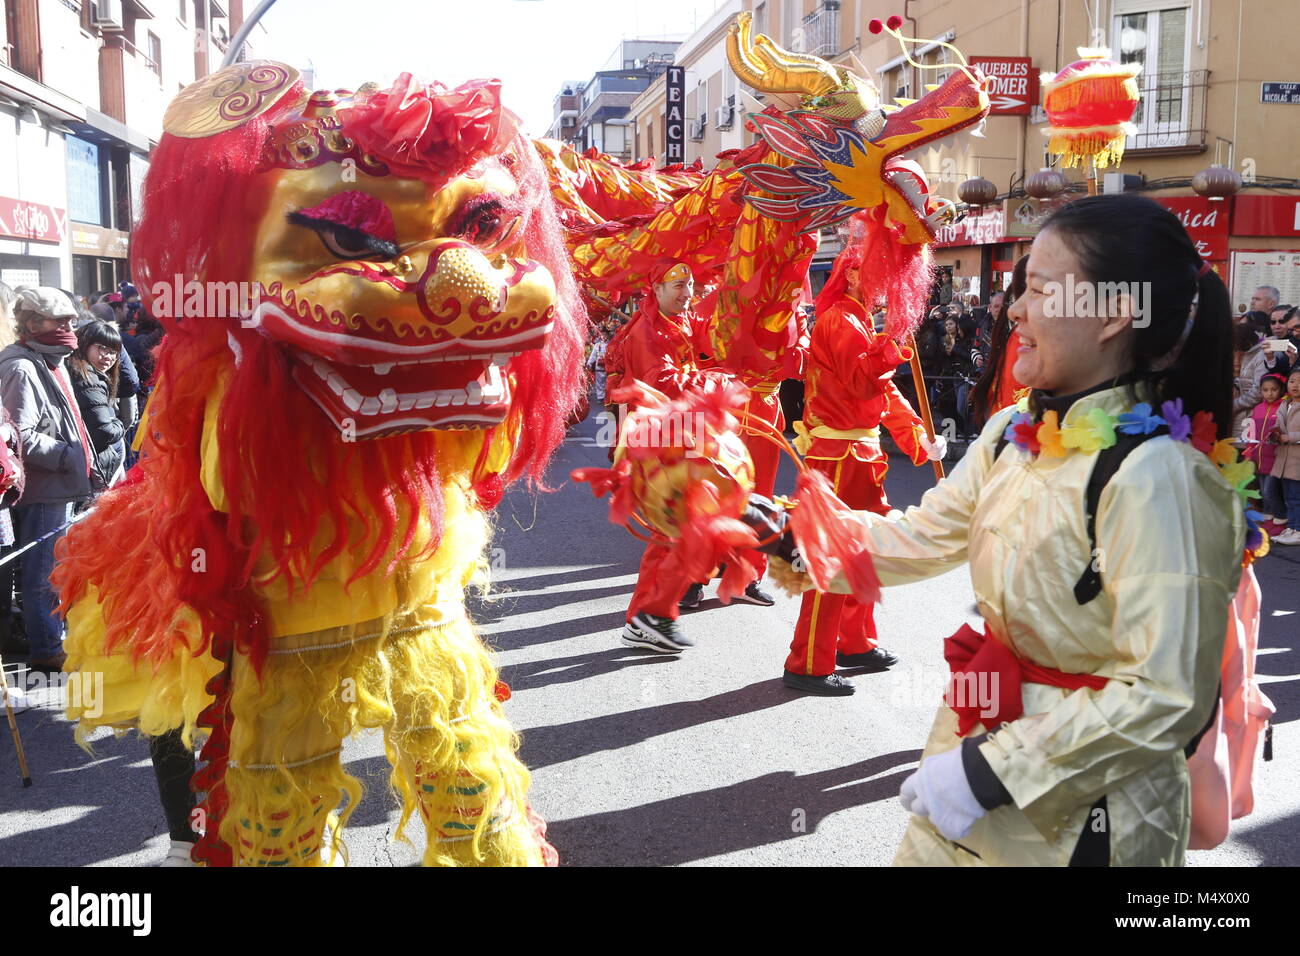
[727, 11, 842, 98]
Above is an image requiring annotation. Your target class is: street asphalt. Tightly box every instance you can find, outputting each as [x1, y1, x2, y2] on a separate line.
[2, 406, 1296, 867]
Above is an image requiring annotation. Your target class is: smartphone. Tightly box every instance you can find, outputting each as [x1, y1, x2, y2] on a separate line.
[1266, 338, 1293, 351]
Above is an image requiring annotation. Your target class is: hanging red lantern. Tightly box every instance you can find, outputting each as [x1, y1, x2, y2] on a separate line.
[1041, 49, 1141, 169]
[1025, 167, 1068, 199]
[1191, 165, 1242, 201]
[958, 177, 998, 206]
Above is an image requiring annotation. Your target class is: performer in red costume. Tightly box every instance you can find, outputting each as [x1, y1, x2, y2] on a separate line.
[619, 261, 771, 652]
[783, 246, 945, 695]
[680, 307, 809, 611]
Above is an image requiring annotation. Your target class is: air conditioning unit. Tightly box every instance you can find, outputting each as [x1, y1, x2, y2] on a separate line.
[688, 117, 705, 141]
[94, 0, 125, 30]
[715, 105, 734, 130]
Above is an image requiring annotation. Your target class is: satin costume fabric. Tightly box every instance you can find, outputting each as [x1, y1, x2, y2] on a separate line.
[788, 297, 928, 676]
[622, 304, 731, 621]
[830, 384, 1244, 865]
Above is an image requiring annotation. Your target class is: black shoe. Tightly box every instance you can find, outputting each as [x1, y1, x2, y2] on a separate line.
[735, 582, 776, 606]
[836, 648, 898, 672]
[782, 671, 856, 696]
[678, 583, 704, 611]
[621, 613, 693, 653]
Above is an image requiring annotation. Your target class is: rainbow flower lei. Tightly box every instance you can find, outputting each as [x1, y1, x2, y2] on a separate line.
[1004, 398, 1268, 561]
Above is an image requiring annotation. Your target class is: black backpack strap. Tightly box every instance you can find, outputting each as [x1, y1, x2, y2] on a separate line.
[1073, 432, 1158, 604]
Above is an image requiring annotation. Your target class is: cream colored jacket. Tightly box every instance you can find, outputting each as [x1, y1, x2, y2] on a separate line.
[836, 385, 1245, 865]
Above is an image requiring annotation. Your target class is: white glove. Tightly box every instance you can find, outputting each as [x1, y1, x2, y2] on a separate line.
[919, 432, 947, 461]
[898, 746, 986, 841]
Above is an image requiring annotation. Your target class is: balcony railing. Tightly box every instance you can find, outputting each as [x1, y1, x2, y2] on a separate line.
[798, 2, 841, 58]
[1126, 69, 1209, 154]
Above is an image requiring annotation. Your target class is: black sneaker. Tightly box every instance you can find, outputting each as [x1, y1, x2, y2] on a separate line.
[836, 648, 898, 672]
[621, 613, 691, 653]
[678, 583, 704, 611]
[734, 581, 776, 606]
[782, 671, 856, 696]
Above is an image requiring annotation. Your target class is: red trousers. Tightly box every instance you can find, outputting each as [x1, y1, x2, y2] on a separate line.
[786, 450, 891, 676]
[739, 389, 784, 577]
[627, 535, 684, 623]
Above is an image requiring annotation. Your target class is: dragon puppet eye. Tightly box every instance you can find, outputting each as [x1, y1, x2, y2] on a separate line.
[287, 190, 401, 261]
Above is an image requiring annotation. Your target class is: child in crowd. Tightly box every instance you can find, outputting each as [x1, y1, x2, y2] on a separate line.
[1245, 372, 1287, 532]
[1269, 368, 1300, 545]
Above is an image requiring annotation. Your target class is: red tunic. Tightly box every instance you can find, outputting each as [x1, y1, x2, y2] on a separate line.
[802, 296, 927, 466]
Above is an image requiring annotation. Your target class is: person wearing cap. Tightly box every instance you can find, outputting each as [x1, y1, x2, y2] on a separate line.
[618, 262, 763, 652]
[0, 287, 97, 671]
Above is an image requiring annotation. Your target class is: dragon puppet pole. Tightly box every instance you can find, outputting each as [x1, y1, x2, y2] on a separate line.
[907, 336, 945, 480]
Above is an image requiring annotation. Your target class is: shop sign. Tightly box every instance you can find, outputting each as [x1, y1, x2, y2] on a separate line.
[1003, 195, 1067, 237]
[1152, 195, 1229, 261]
[968, 57, 1037, 115]
[1231, 195, 1300, 237]
[0, 196, 67, 245]
[70, 224, 130, 258]
[934, 205, 1005, 247]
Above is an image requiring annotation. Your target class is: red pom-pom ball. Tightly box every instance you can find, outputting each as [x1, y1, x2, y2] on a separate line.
[887, 15, 904, 30]
[868, 18, 883, 34]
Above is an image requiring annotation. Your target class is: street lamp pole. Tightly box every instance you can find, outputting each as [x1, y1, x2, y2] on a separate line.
[222, 0, 282, 68]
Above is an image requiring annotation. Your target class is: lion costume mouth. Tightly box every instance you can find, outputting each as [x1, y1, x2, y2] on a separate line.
[249, 283, 554, 437]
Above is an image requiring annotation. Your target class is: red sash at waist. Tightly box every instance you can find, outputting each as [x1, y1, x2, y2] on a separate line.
[943, 623, 1110, 737]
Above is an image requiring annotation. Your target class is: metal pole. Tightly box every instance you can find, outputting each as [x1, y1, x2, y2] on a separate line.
[221, 0, 282, 68]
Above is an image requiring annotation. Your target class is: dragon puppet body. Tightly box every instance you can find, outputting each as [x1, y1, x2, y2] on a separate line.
[54, 15, 987, 868]
[55, 64, 583, 867]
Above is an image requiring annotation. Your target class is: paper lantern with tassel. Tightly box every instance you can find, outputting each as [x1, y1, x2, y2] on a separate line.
[1041, 48, 1140, 169]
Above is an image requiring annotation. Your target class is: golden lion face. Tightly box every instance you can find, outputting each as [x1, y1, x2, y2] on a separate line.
[159, 70, 544, 439]
[248, 160, 556, 438]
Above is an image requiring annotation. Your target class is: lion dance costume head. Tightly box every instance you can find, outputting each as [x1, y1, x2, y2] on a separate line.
[54, 62, 584, 866]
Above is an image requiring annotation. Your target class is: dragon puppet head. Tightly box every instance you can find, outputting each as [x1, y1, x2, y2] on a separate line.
[727, 11, 991, 245]
[140, 61, 583, 448]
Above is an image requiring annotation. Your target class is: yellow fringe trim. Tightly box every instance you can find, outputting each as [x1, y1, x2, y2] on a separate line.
[221, 612, 542, 867]
[1045, 128, 1131, 169]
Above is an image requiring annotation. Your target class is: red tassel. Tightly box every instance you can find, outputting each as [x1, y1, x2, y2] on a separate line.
[788, 468, 882, 604]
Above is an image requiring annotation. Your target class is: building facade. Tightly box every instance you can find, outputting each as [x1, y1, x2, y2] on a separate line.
[626, 0, 747, 168]
[549, 37, 682, 161]
[1, 0, 262, 299]
[544, 80, 585, 146]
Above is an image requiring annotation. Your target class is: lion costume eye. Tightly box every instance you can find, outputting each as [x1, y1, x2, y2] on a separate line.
[452, 193, 521, 252]
[288, 211, 402, 261]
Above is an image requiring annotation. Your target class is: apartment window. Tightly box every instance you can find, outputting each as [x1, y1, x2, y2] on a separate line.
[148, 31, 162, 77]
[79, 1, 100, 35]
[754, 1, 768, 39]
[886, 65, 912, 102]
[1113, 3, 1191, 148]
[783, 0, 800, 49]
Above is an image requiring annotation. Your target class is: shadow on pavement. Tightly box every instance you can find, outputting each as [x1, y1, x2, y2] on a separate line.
[545, 749, 922, 866]
[481, 609, 631, 653]
[0, 722, 164, 866]
[501, 647, 678, 693]
[519, 678, 805, 770]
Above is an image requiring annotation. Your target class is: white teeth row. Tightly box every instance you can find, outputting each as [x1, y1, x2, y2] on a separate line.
[298, 352, 507, 416]
[365, 351, 520, 372]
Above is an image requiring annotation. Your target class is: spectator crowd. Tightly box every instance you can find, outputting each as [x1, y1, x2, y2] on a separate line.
[0, 280, 164, 672]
